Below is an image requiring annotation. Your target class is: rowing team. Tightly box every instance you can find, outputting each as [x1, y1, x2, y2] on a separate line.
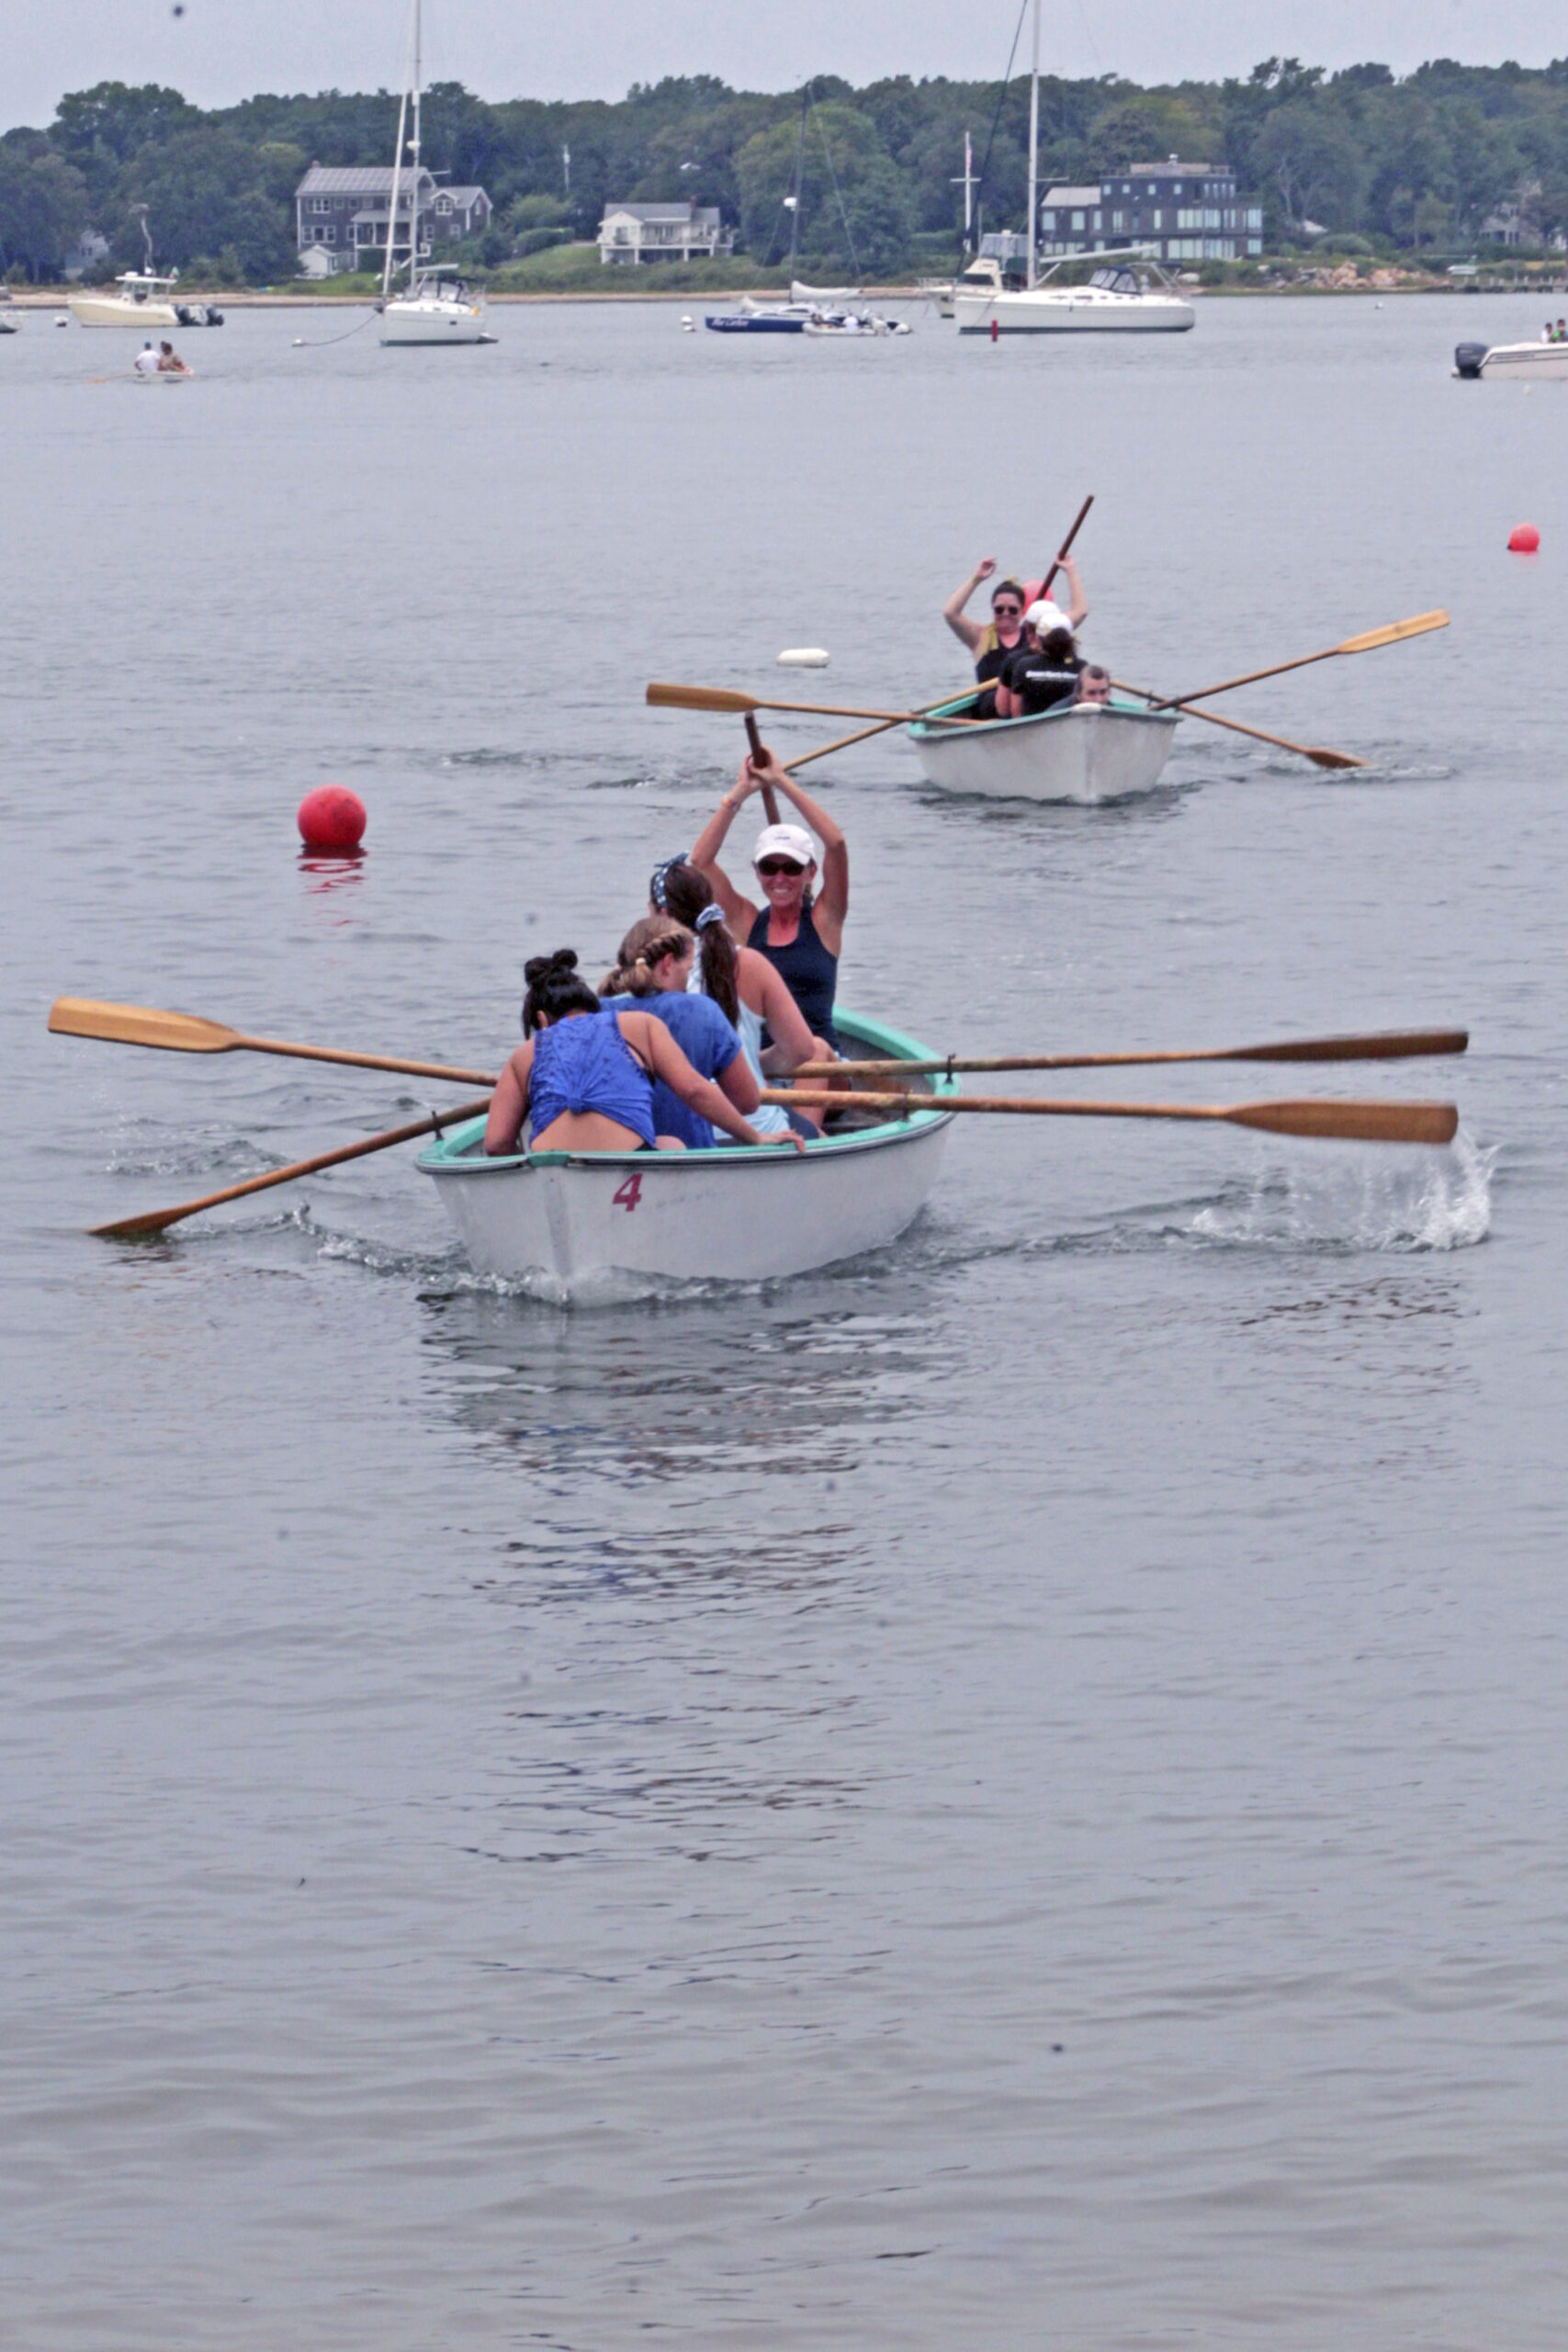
[485, 747, 851, 1158]
[944, 552, 1110, 720]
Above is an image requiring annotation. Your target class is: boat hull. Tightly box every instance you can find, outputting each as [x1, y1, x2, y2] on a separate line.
[705, 314, 807, 334]
[419, 1013, 954, 1297]
[380, 300, 491, 344]
[955, 289, 1194, 334]
[1456, 339, 1568, 381]
[68, 293, 180, 328]
[908, 696, 1179, 802]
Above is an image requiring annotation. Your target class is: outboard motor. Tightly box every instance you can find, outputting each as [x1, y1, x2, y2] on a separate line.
[1454, 342, 1487, 379]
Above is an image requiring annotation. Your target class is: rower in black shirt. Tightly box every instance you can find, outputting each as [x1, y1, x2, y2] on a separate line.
[996, 618, 1083, 718]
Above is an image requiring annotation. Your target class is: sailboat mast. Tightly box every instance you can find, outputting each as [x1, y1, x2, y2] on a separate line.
[1026, 0, 1040, 290]
[788, 87, 807, 280]
[409, 0, 423, 283]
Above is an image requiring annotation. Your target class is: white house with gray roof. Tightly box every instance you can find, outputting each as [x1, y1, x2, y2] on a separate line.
[295, 163, 491, 276]
[597, 200, 730, 266]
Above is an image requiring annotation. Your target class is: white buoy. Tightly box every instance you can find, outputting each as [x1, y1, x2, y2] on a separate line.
[681, 315, 694, 332]
[777, 648, 830, 668]
[55, 315, 69, 327]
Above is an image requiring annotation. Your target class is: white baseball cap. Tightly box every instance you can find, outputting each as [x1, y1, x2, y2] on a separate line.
[754, 822, 816, 868]
[1025, 598, 1072, 634]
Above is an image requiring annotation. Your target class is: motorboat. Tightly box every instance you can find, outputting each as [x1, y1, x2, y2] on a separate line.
[174, 300, 224, 327]
[705, 296, 815, 334]
[931, 254, 1007, 319]
[378, 0, 495, 347]
[956, 254, 1195, 334]
[381, 266, 493, 344]
[0, 298, 19, 334]
[908, 691, 1179, 802]
[1454, 337, 1568, 381]
[419, 1012, 956, 1297]
[68, 272, 181, 329]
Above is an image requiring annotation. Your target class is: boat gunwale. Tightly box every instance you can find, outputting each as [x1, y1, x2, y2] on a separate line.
[418, 1010, 958, 1178]
[907, 694, 1181, 745]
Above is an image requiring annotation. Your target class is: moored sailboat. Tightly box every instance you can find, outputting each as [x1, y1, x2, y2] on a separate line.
[378, 0, 495, 345]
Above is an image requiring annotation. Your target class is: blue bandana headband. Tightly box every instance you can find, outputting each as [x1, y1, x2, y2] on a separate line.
[649, 852, 691, 911]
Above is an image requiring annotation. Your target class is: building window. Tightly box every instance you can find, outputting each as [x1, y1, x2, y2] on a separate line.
[310, 196, 331, 213]
[1071, 210, 1084, 231]
[321, 225, 335, 243]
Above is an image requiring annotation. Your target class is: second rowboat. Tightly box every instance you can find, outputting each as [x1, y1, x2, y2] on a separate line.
[907, 692, 1179, 803]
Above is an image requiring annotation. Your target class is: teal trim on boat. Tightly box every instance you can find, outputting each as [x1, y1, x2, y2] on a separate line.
[416, 1009, 957, 1173]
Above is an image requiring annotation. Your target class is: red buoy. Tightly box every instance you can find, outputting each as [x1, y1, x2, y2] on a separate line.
[297, 785, 367, 853]
[1508, 523, 1540, 553]
[990, 316, 999, 344]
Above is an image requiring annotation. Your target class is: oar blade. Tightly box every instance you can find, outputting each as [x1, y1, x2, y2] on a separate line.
[1228, 1097, 1459, 1146]
[90, 1204, 189, 1239]
[1306, 747, 1368, 770]
[1337, 609, 1450, 656]
[646, 682, 757, 714]
[49, 997, 238, 1053]
[1229, 1029, 1469, 1065]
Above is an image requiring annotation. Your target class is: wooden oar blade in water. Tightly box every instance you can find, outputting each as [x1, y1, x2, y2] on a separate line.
[91, 1097, 494, 1239]
[790, 1029, 1469, 1080]
[50, 996, 241, 1053]
[766, 1091, 1459, 1144]
[1111, 683, 1365, 768]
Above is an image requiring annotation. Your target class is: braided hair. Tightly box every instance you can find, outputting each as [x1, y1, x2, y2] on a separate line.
[521, 947, 601, 1035]
[600, 916, 694, 1000]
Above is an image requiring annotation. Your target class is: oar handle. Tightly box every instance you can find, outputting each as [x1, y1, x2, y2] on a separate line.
[744, 712, 781, 824]
[1039, 492, 1093, 601]
[761, 1091, 1459, 1144]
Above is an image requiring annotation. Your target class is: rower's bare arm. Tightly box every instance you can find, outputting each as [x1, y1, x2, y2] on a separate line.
[1059, 553, 1089, 629]
[752, 959, 817, 1070]
[943, 560, 994, 650]
[630, 1012, 767, 1145]
[717, 1046, 761, 1116]
[691, 766, 761, 934]
[483, 1044, 532, 1154]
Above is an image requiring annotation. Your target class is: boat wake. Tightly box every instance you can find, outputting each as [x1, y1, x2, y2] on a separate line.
[1180, 1129, 1494, 1253]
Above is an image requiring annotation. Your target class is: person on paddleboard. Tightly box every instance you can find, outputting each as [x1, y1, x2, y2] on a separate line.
[690, 750, 848, 1063]
[598, 916, 761, 1149]
[648, 858, 823, 1135]
[484, 948, 785, 1158]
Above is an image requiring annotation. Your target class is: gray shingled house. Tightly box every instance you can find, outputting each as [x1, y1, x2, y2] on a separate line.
[295, 164, 491, 277]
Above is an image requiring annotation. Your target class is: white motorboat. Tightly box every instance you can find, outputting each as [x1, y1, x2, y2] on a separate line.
[378, 0, 494, 347]
[419, 1012, 956, 1298]
[956, 254, 1194, 334]
[1454, 336, 1568, 381]
[908, 691, 1179, 803]
[68, 272, 181, 329]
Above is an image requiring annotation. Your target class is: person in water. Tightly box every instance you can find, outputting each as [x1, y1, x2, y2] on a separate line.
[598, 916, 761, 1148]
[483, 948, 778, 1157]
[690, 749, 847, 1057]
[649, 856, 823, 1135]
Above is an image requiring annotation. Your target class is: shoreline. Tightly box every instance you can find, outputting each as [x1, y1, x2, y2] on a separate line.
[11, 280, 1564, 311]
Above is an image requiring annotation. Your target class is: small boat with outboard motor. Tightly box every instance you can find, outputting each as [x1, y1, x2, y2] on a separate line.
[419, 1012, 957, 1294]
[1453, 335, 1568, 381]
[908, 688, 1179, 802]
[705, 295, 816, 334]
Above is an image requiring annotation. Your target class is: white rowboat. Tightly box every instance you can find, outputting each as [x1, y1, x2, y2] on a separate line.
[908, 692, 1179, 802]
[419, 1012, 956, 1299]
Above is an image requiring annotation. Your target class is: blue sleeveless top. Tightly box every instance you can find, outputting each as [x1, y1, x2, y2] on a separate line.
[599, 990, 743, 1148]
[746, 899, 840, 1051]
[527, 1010, 657, 1149]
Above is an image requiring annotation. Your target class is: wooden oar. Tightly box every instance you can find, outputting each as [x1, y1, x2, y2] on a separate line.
[1031, 491, 1093, 606]
[787, 1029, 1469, 1080]
[49, 997, 499, 1086]
[90, 1098, 494, 1239]
[1111, 682, 1365, 770]
[649, 682, 919, 723]
[761, 1091, 1459, 1145]
[1151, 610, 1449, 712]
[743, 712, 782, 823]
[773, 687, 980, 772]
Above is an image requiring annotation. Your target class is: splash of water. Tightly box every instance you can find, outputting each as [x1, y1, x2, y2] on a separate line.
[1187, 1129, 1494, 1253]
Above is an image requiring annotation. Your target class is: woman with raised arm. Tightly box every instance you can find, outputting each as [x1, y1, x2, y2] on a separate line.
[690, 748, 848, 1056]
[484, 948, 782, 1157]
[649, 856, 824, 1135]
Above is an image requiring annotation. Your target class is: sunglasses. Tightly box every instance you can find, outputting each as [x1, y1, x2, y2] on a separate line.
[993, 603, 1021, 616]
[756, 857, 806, 877]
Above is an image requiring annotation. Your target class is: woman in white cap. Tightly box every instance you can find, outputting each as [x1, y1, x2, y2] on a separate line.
[993, 598, 1087, 721]
[690, 747, 848, 1057]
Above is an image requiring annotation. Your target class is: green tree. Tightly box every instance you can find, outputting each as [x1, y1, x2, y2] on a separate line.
[0, 139, 88, 277]
[52, 83, 198, 207]
[1255, 102, 1367, 230]
[735, 102, 912, 272]
[108, 128, 295, 278]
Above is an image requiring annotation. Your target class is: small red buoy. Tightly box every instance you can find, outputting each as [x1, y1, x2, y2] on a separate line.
[1507, 523, 1540, 553]
[296, 785, 367, 853]
[990, 316, 999, 344]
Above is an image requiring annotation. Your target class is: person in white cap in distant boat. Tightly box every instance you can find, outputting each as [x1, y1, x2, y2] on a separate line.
[993, 590, 1088, 720]
[690, 744, 849, 1075]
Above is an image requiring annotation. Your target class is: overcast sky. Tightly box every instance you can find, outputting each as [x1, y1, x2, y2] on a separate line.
[8, 3, 1566, 133]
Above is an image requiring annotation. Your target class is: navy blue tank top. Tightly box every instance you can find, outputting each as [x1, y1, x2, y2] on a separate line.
[747, 900, 840, 1050]
[528, 1010, 656, 1148]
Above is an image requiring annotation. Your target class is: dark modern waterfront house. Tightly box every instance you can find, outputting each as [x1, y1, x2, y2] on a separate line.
[1039, 161, 1263, 263]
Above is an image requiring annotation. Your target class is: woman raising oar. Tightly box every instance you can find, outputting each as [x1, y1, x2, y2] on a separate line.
[690, 748, 848, 1058]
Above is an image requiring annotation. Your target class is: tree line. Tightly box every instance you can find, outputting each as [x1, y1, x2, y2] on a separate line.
[6, 56, 1568, 282]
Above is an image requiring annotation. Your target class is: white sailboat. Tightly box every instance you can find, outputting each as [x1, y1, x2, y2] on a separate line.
[379, 0, 494, 345]
[953, 0, 1195, 336]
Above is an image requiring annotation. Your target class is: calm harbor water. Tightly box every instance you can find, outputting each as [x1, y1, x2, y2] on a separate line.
[3, 292, 1566, 2347]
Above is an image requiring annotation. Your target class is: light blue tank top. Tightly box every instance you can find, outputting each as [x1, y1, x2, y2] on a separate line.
[528, 1010, 656, 1149]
